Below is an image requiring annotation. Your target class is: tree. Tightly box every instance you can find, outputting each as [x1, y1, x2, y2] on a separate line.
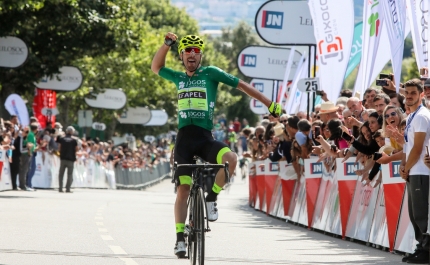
[211, 21, 261, 126]
[0, 0, 133, 116]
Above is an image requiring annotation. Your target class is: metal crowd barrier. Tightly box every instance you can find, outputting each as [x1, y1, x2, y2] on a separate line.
[114, 162, 171, 189]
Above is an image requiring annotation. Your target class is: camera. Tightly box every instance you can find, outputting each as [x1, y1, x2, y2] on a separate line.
[376, 79, 388, 86]
[316, 90, 324, 96]
[373, 152, 382, 161]
[379, 73, 392, 80]
[314, 126, 321, 138]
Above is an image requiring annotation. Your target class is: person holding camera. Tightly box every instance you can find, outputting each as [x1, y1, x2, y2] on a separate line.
[399, 79, 430, 264]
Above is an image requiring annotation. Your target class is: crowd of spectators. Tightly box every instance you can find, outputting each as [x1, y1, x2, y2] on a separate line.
[0, 117, 172, 191]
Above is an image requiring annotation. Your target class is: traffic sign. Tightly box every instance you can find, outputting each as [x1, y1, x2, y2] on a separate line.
[92, 122, 106, 131]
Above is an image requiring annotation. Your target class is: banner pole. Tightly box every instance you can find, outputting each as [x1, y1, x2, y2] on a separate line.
[312, 45, 317, 113]
[307, 46, 312, 119]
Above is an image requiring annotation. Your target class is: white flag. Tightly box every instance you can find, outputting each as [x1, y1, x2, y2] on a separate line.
[354, 0, 385, 98]
[278, 46, 296, 103]
[382, 0, 407, 93]
[407, 0, 429, 70]
[285, 56, 308, 115]
[308, 0, 354, 102]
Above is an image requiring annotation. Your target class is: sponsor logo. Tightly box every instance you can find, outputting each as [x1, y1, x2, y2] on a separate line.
[368, 12, 381, 36]
[178, 80, 207, 89]
[0, 46, 26, 54]
[241, 54, 257, 67]
[261, 10, 283, 29]
[178, 91, 207, 100]
[299, 16, 313, 26]
[179, 81, 185, 89]
[389, 161, 401, 177]
[419, 0, 428, 62]
[267, 58, 298, 67]
[310, 162, 322, 174]
[104, 95, 124, 102]
[223, 72, 236, 81]
[209, 102, 214, 108]
[360, 189, 372, 207]
[180, 111, 187, 119]
[252, 99, 263, 108]
[269, 163, 279, 172]
[343, 162, 358, 175]
[252, 82, 264, 92]
[179, 111, 205, 119]
[317, 0, 344, 65]
[36, 163, 42, 172]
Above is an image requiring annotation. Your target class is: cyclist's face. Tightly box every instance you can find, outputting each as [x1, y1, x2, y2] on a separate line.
[181, 47, 202, 72]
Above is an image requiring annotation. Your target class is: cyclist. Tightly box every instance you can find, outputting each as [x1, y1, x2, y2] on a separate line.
[151, 33, 281, 258]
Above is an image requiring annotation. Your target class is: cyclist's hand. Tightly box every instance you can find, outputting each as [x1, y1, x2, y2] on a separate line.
[164, 32, 177, 46]
[268, 102, 281, 117]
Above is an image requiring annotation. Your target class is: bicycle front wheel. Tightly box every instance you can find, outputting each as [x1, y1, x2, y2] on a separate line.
[190, 187, 205, 265]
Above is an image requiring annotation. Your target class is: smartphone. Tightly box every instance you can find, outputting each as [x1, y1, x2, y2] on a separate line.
[314, 126, 321, 138]
[373, 152, 383, 161]
[376, 79, 388, 86]
[426, 146, 429, 156]
[379, 73, 392, 80]
[341, 131, 353, 142]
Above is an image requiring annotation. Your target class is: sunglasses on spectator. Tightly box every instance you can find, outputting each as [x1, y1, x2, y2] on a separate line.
[384, 112, 397, 119]
[183, 47, 201, 54]
[280, 120, 287, 123]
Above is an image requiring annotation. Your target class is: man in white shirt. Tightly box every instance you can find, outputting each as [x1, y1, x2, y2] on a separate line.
[400, 78, 430, 264]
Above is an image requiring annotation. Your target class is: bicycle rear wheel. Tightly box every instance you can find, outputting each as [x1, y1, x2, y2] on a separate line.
[189, 188, 205, 265]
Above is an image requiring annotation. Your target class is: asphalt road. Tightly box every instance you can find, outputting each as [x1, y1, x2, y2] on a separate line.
[0, 177, 405, 265]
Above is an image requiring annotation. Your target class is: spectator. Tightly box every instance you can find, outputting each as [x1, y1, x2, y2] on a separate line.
[57, 126, 78, 193]
[347, 97, 366, 121]
[319, 101, 339, 124]
[25, 123, 38, 191]
[233, 117, 241, 133]
[373, 93, 390, 116]
[364, 87, 380, 109]
[389, 93, 406, 112]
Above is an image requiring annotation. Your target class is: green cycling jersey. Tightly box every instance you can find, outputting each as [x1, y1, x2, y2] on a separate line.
[159, 66, 239, 131]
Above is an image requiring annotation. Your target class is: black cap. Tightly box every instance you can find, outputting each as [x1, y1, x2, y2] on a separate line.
[424, 78, 430, 87]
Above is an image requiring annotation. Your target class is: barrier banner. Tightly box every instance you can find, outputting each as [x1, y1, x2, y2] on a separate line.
[291, 175, 308, 226]
[323, 169, 341, 236]
[0, 150, 12, 191]
[32, 152, 53, 188]
[264, 160, 279, 213]
[304, 158, 323, 227]
[269, 176, 283, 217]
[345, 176, 380, 242]
[395, 188, 417, 254]
[337, 158, 359, 238]
[380, 161, 406, 251]
[255, 161, 266, 211]
[279, 161, 297, 216]
[311, 158, 333, 230]
[369, 177, 389, 249]
[249, 162, 257, 207]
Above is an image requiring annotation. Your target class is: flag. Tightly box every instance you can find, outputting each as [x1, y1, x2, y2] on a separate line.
[407, 0, 429, 70]
[277, 46, 296, 104]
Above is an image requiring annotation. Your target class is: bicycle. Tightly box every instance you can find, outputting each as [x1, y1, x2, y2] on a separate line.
[173, 158, 230, 265]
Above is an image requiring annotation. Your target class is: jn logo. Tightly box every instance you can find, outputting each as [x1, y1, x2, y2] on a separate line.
[390, 161, 401, 177]
[261, 10, 283, 29]
[344, 162, 358, 175]
[269, 163, 279, 172]
[310, 162, 322, 174]
[253, 99, 263, 108]
[253, 83, 264, 92]
[241, 54, 256, 67]
[318, 37, 344, 65]
[368, 12, 380, 37]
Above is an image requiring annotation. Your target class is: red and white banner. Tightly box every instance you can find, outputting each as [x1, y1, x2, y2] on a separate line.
[255, 161, 266, 212]
[395, 188, 419, 253]
[278, 161, 297, 217]
[382, 0, 407, 93]
[0, 150, 12, 191]
[277, 46, 296, 104]
[407, 0, 429, 70]
[304, 157, 323, 227]
[369, 180, 390, 248]
[291, 175, 308, 226]
[336, 158, 359, 238]
[308, 0, 354, 102]
[284, 55, 308, 115]
[264, 160, 279, 213]
[381, 161, 406, 251]
[354, 0, 385, 98]
[248, 162, 257, 207]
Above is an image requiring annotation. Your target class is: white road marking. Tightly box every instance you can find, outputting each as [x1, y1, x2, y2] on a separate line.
[109, 245, 127, 254]
[98, 228, 108, 232]
[96, 222, 104, 226]
[101, 235, 114, 241]
[95, 216, 103, 220]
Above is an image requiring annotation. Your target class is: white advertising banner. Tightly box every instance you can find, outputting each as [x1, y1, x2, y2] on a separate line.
[277, 46, 296, 104]
[255, 0, 316, 45]
[278, 161, 297, 180]
[291, 176, 308, 226]
[395, 189, 418, 254]
[308, 0, 354, 102]
[0, 150, 12, 191]
[0, 36, 28, 68]
[117, 107, 152, 124]
[381, 161, 404, 184]
[4, 93, 30, 127]
[35, 66, 83, 91]
[85, 89, 127, 110]
[382, 0, 407, 93]
[144, 110, 168, 126]
[354, 0, 385, 99]
[407, 0, 429, 69]
[237, 46, 302, 80]
[284, 57, 308, 115]
[249, 79, 273, 115]
[368, 183, 390, 248]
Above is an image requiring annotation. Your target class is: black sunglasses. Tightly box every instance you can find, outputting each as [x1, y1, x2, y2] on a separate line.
[280, 120, 287, 123]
